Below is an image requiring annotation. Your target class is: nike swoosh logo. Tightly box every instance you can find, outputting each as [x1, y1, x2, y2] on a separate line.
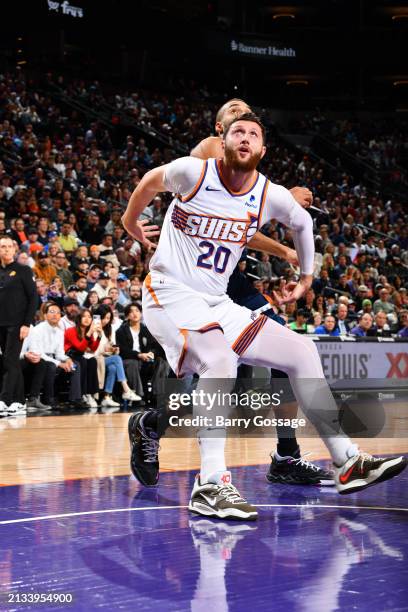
[200, 493, 217, 506]
[339, 465, 355, 484]
[205, 186, 221, 192]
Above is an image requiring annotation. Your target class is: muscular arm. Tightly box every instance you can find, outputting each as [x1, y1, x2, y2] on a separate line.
[247, 232, 298, 265]
[122, 166, 167, 238]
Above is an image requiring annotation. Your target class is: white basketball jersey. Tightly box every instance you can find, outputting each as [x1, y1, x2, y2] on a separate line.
[149, 158, 270, 295]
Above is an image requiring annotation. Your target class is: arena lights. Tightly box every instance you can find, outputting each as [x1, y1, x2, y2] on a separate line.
[272, 13, 295, 20]
[393, 80, 408, 86]
[391, 14, 408, 20]
[286, 79, 309, 86]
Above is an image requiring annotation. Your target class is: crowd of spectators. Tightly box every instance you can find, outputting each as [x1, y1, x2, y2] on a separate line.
[0, 69, 407, 410]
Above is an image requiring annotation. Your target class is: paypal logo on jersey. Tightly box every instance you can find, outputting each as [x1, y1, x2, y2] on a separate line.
[244, 194, 257, 208]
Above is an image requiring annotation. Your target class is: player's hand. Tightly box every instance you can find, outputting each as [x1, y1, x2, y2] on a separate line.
[284, 247, 299, 266]
[290, 187, 313, 208]
[272, 276, 312, 306]
[20, 325, 30, 341]
[122, 218, 160, 248]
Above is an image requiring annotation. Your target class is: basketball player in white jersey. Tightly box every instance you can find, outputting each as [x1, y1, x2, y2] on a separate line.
[123, 114, 406, 521]
[191, 97, 335, 487]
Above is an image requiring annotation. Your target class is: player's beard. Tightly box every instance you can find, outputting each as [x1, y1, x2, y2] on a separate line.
[224, 145, 262, 172]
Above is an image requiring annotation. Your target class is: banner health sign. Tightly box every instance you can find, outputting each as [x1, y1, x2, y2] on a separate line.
[229, 38, 296, 60]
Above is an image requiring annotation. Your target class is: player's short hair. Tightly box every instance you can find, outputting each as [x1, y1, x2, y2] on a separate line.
[223, 112, 266, 144]
[215, 99, 249, 124]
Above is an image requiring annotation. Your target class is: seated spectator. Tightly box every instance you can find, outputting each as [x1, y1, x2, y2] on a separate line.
[64, 308, 101, 408]
[373, 288, 396, 315]
[370, 310, 391, 337]
[22, 227, 44, 255]
[60, 297, 80, 331]
[55, 251, 73, 290]
[93, 305, 141, 407]
[83, 290, 100, 312]
[58, 222, 78, 254]
[314, 314, 340, 336]
[47, 276, 66, 309]
[21, 302, 75, 410]
[93, 271, 110, 299]
[75, 276, 89, 306]
[33, 251, 57, 285]
[256, 253, 272, 279]
[288, 309, 309, 333]
[335, 303, 351, 335]
[397, 310, 408, 337]
[354, 285, 370, 310]
[116, 303, 168, 405]
[108, 287, 124, 314]
[350, 312, 374, 337]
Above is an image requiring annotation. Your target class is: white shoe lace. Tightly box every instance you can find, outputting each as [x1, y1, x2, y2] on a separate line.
[290, 452, 322, 472]
[141, 429, 160, 462]
[216, 483, 246, 504]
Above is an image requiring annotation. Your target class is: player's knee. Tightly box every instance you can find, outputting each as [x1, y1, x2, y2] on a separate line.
[210, 348, 237, 378]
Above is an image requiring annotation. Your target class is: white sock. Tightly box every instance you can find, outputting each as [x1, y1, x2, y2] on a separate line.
[198, 431, 226, 483]
[328, 440, 359, 467]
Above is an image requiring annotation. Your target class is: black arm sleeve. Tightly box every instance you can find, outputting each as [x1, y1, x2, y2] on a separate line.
[21, 267, 38, 326]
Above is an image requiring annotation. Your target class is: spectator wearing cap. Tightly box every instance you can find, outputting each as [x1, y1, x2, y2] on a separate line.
[87, 264, 102, 290]
[397, 310, 408, 337]
[351, 312, 374, 337]
[58, 222, 78, 254]
[314, 314, 341, 336]
[21, 227, 44, 255]
[373, 287, 396, 315]
[66, 284, 80, 301]
[288, 309, 309, 333]
[60, 297, 80, 331]
[88, 244, 104, 266]
[54, 251, 73, 290]
[358, 298, 373, 319]
[75, 277, 89, 306]
[81, 213, 105, 245]
[117, 273, 131, 306]
[93, 271, 110, 300]
[354, 285, 370, 311]
[72, 259, 90, 282]
[33, 251, 57, 285]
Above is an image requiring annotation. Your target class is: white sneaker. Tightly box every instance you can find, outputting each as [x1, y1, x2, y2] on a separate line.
[122, 390, 142, 402]
[82, 394, 90, 406]
[0, 401, 9, 416]
[101, 396, 121, 407]
[7, 403, 27, 416]
[86, 395, 98, 408]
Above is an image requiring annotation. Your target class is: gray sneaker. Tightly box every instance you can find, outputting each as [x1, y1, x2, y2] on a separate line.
[188, 471, 258, 521]
[27, 397, 52, 411]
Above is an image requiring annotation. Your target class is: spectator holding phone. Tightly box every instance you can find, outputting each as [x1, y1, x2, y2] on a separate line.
[93, 305, 141, 407]
[64, 308, 101, 408]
